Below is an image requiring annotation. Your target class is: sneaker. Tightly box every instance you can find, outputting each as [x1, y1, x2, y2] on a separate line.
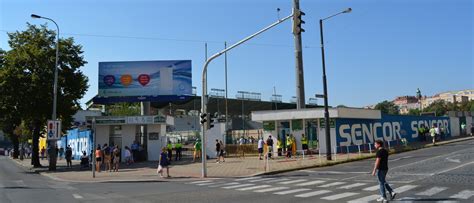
[390, 192, 397, 200]
[376, 197, 387, 202]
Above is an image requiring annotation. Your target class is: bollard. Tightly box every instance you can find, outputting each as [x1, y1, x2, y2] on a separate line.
[369, 143, 372, 154]
[334, 146, 337, 161]
[318, 149, 322, 164]
[358, 145, 361, 157]
[346, 146, 350, 159]
[387, 140, 391, 150]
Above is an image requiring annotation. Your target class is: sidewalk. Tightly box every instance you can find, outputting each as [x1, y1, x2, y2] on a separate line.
[10, 135, 474, 183]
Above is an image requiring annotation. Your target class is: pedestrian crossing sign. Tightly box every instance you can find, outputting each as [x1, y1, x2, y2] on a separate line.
[47, 120, 61, 140]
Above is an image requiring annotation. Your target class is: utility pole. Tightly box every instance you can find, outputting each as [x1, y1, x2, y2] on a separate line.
[293, 0, 306, 109]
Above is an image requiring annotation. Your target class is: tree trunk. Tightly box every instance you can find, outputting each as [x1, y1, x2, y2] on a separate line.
[11, 134, 19, 159]
[31, 119, 41, 167]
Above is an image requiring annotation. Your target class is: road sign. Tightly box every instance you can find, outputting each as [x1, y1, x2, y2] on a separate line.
[47, 120, 61, 140]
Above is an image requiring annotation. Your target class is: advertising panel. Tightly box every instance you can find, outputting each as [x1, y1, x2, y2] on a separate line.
[335, 114, 450, 147]
[98, 60, 192, 97]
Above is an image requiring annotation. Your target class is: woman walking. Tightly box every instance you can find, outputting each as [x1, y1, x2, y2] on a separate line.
[158, 147, 170, 178]
[95, 146, 102, 172]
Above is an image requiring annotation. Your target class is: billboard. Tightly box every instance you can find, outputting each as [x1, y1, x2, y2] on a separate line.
[98, 60, 192, 97]
[335, 114, 450, 147]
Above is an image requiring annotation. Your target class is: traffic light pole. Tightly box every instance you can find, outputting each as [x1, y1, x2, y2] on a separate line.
[92, 117, 96, 178]
[293, 0, 306, 109]
[201, 14, 293, 178]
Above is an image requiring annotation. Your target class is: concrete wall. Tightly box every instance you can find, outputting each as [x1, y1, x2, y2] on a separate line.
[120, 125, 135, 160]
[204, 122, 226, 159]
[450, 117, 460, 137]
[147, 124, 165, 161]
[95, 125, 110, 148]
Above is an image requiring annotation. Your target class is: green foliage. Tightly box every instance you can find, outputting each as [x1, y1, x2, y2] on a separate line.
[374, 100, 400, 115]
[106, 103, 141, 116]
[407, 108, 421, 116]
[0, 24, 89, 164]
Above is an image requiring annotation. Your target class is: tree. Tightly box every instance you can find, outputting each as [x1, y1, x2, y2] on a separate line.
[107, 103, 141, 116]
[374, 100, 399, 115]
[0, 24, 88, 168]
[407, 108, 421, 116]
[423, 100, 449, 116]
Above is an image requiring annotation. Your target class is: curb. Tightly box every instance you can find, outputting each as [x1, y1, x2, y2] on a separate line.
[257, 136, 474, 176]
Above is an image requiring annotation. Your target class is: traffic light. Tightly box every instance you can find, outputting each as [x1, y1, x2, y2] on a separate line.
[293, 8, 305, 34]
[208, 114, 215, 129]
[200, 113, 207, 125]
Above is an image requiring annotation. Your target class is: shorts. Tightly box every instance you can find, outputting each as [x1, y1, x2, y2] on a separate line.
[302, 144, 308, 150]
[96, 157, 102, 162]
[258, 148, 263, 153]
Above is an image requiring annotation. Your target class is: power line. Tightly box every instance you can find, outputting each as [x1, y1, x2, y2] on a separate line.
[0, 29, 316, 49]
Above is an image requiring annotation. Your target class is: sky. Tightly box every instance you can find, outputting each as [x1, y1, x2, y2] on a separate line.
[1, 0, 473, 108]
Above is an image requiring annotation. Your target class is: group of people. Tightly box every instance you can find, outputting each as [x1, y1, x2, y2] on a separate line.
[419, 124, 446, 145]
[255, 134, 311, 160]
[94, 144, 125, 172]
[215, 139, 225, 163]
[166, 140, 184, 162]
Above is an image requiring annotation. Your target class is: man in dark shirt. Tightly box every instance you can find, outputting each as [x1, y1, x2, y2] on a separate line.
[372, 140, 396, 202]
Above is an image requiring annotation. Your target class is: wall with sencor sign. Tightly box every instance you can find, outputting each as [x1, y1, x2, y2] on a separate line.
[335, 114, 450, 147]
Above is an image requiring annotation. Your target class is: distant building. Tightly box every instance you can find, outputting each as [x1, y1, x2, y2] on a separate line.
[421, 89, 473, 109]
[393, 96, 420, 114]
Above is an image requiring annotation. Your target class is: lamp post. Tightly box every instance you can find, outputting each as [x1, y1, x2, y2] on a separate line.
[319, 8, 351, 161]
[31, 14, 60, 171]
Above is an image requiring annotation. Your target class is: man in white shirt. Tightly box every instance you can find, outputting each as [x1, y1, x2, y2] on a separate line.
[258, 138, 264, 160]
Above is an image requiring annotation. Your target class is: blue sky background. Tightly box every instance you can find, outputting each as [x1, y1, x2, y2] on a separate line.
[1, 0, 472, 108]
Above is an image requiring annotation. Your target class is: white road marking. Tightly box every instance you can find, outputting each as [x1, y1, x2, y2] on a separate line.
[189, 180, 212, 184]
[236, 185, 271, 191]
[301, 170, 369, 174]
[209, 182, 239, 188]
[450, 190, 474, 200]
[416, 187, 448, 196]
[222, 183, 254, 189]
[264, 178, 290, 183]
[363, 185, 381, 191]
[319, 182, 346, 188]
[13, 180, 26, 187]
[339, 183, 367, 189]
[395, 185, 418, 193]
[347, 194, 380, 203]
[295, 180, 326, 186]
[436, 161, 474, 175]
[72, 194, 83, 199]
[254, 186, 289, 193]
[274, 188, 311, 195]
[248, 178, 276, 182]
[236, 177, 260, 181]
[278, 179, 307, 184]
[321, 192, 359, 200]
[295, 190, 332, 198]
[445, 157, 461, 163]
[197, 182, 218, 186]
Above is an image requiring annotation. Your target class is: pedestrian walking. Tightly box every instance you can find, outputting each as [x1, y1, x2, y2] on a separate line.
[371, 140, 396, 202]
[41, 146, 46, 160]
[158, 147, 170, 178]
[218, 140, 225, 163]
[429, 125, 437, 145]
[65, 145, 72, 168]
[286, 135, 292, 159]
[131, 141, 139, 163]
[113, 145, 120, 172]
[193, 139, 201, 162]
[175, 140, 182, 161]
[301, 134, 308, 156]
[215, 139, 221, 163]
[258, 137, 264, 160]
[59, 147, 64, 160]
[277, 138, 283, 156]
[266, 135, 274, 159]
[124, 146, 132, 165]
[103, 144, 112, 172]
[95, 146, 102, 172]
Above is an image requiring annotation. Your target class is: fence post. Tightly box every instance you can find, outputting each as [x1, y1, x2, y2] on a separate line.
[346, 146, 350, 159]
[318, 149, 322, 164]
[334, 146, 337, 161]
[387, 140, 391, 150]
[358, 145, 361, 157]
[369, 143, 372, 154]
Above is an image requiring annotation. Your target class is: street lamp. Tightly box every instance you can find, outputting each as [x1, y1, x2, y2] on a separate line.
[31, 14, 60, 121]
[31, 14, 60, 171]
[319, 8, 351, 161]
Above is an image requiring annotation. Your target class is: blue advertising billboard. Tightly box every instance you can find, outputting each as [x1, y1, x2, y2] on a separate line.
[335, 114, 450, 147]
[98, 60, 192, 97]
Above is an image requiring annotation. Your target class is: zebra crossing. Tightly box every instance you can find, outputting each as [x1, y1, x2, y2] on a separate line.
[186, 176, 474, 202]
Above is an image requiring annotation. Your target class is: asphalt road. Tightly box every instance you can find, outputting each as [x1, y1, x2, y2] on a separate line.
[1, 139, 473, 203]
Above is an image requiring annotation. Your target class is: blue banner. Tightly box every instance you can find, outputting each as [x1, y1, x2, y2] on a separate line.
[62, 129, 93, 160]
[335, 114, 450, 147]
[98, 60, 192, 97]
